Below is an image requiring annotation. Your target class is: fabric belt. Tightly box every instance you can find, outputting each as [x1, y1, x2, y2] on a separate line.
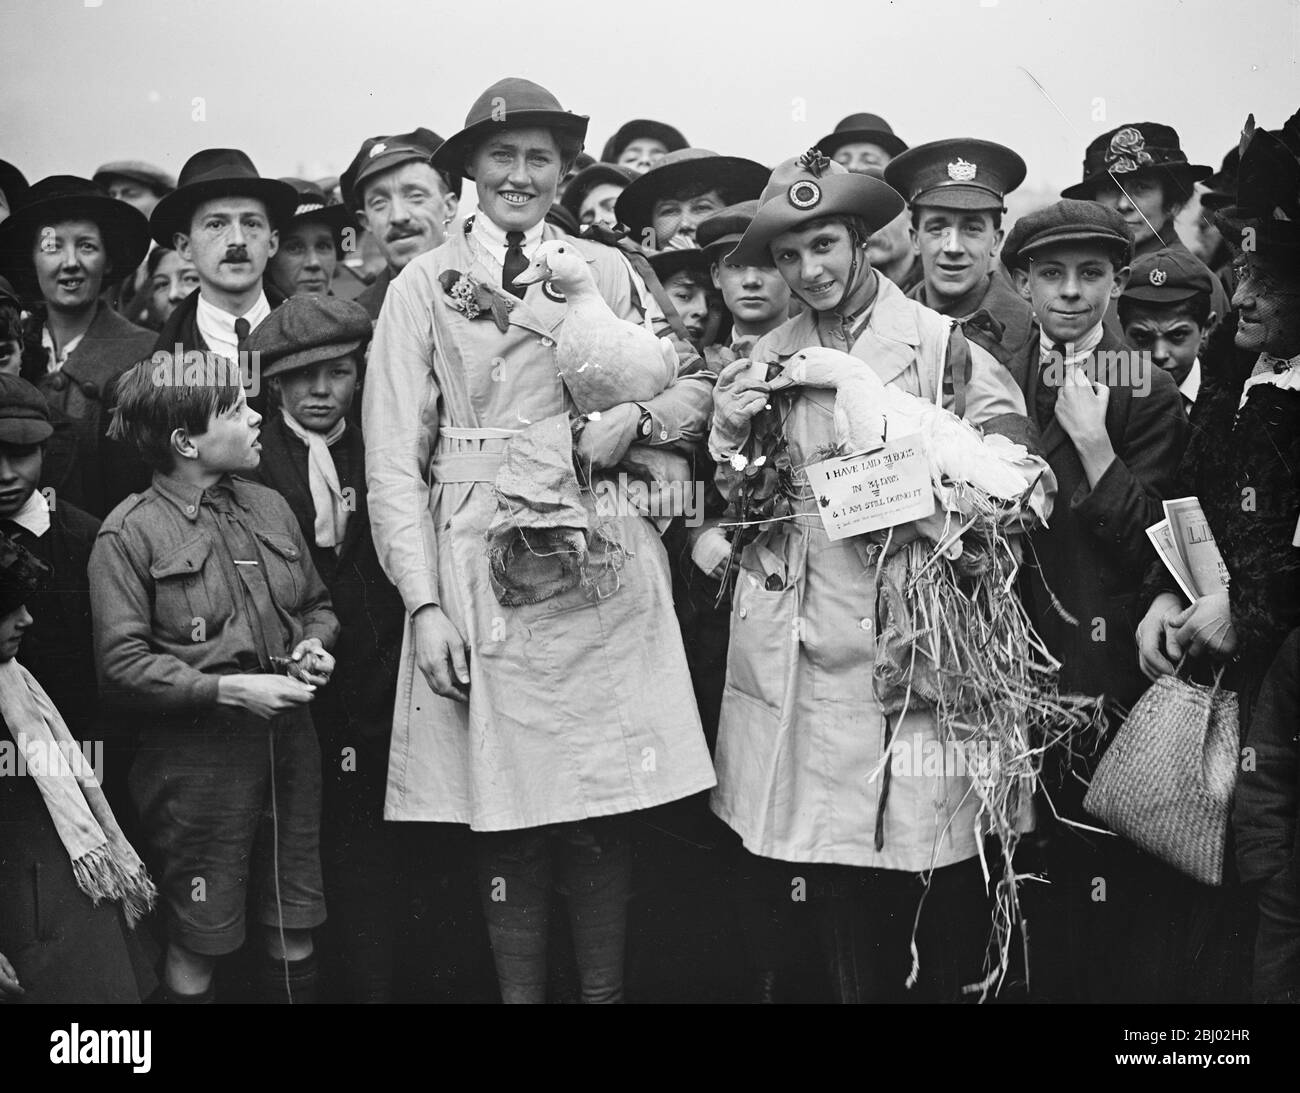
[429, 425, 519, 485]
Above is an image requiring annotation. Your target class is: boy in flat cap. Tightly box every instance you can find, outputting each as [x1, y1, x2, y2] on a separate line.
[90, 357, 338, 1003]
[886, 139, 1035, 374]
[340, 129, 460, 321]
[0, 176, 155, 516]
[1119, 247, 1218, 413]
[247, 296, 408, 1002]
[1063, 121, 1230, 323]
[1004, 197, 1188, 1002]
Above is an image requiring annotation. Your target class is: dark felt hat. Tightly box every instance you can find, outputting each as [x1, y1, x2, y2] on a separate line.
[149, 149, 299, 248]
[277, 177, 359, 243]
[1122, 247, 1215, 304]
[1214, 110, 1300, 256]
[0, 274, 18, 308]
[0, 373, 54, 445]
[340, 128, 462, 210]
[884, 139, 1026, 212]
[0, 160, 31, 213]
[247, 294, 372, 380]
[814, 113, 908, 160]
[431, 78, 589, 181]
[696, 199, 760, 261]
[600, 119, 690, 164]
[1001, 198, 1135, 271]
[92, 160, 176, 195]
[0, 175, 152, 299]
[615, 149, 770, 240]
[1198, 146, 1240, 212]
[648, 247, 712, 285]
[560, 163, 635, 222]
[727, 150, 904, 268]
[1060, 122, 1212, 201]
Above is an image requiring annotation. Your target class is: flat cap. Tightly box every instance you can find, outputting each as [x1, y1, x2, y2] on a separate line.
[246, 295, 372, 380]
[696, 199, 760, 259]
[93, 160, 176, 195]
[884, 139, 1025, 212]
[1122, 247, 1215, 304]
[1001, 198, 1134, 271]
[0, 373, 54, 445]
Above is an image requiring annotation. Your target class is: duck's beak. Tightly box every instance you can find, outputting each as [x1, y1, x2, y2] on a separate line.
[512, 261, 547, 287]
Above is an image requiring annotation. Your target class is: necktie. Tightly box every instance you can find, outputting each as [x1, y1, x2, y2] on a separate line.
[234, 316, 251, 349]
[1036, 342, 1066, 426]
[503, 231, 528, 300]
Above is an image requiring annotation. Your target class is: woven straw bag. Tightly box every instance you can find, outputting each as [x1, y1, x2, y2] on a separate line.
[1083, 668, 1239, 886]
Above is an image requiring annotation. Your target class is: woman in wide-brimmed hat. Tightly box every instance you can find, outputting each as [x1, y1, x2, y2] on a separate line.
[364, 76, 715, 1004]
[267, 178, 359, 298]
[707, 150, 1050, 1002]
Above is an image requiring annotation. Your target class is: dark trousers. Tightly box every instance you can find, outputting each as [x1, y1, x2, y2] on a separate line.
[474, 817, 631, 1004]
[808, 857, 992, 1003]
[1254, 862, 1300, 1002]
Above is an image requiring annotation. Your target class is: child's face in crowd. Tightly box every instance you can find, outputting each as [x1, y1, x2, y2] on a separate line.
[147, 250, 200, 328]
[652, 189, 725, 249]
[0, 338, 21, 376]
[471, 128, 563, 235]
[0, 603, 33, 663]
[268, 222, 337, 298]
[1013, 244, 1128, 344]
[1093, 175, 1171, 248]
[359, 162, 456, 273]
[0, 443, 42, 518]
[1232, 253, 1300, 358]
[180, 198, 278, 298]
[832, 142, 892, 174]
[771, 219, 859, 313]
[617, 139, 668, 174]
[912, 207, 1003, 305]
[1122, 303, 1206, 386]
[711, 258, 791, 333]
[185, 387, 262, 475]
[663, 271, 710, 344]
[578, 183, 623, 228]
[32, 218, 107, 312]
[272, 356, 358, 434]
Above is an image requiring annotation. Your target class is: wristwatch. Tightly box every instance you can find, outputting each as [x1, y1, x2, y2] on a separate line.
[636, 407, 653, 440]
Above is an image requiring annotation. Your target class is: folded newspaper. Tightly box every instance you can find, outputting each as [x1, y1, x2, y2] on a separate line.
[1146, 497, 1231, 601]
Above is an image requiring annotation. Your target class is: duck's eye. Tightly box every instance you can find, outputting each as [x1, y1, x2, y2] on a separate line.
[557, 246, 566, 253]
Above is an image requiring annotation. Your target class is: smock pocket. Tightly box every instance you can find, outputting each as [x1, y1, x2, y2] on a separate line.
[725, 569, 798, 711]
[150, 535, 216, 639]
[254, 530, 303, 605]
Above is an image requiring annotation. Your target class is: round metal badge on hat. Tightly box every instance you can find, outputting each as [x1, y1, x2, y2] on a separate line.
[788, 180, 822, 210]
[1149, 267, 1168, 286]
[947, 158, 978, 182]
[369, 142, 388, 159]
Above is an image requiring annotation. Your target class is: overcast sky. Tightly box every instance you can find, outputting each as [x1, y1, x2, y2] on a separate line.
[2, 0, 1296, 197]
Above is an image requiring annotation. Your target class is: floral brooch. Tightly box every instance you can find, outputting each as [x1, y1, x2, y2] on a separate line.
[438, 270, 515, 333]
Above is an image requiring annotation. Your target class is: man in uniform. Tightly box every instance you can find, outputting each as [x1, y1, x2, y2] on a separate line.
[885, 138, 1035, 376]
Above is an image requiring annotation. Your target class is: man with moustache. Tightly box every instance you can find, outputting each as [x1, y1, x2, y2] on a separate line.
[0, 176, 154, 515]
[887, 139, 1036, 376]
[340, 129, 461, 321]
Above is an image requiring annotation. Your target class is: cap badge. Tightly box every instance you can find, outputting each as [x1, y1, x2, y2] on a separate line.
[369, 142, 388, 159]
[1149, 267, 1168, 286]
[947, 158, 977, 182]
[1106, 127, 1153, 174]
[788, 180, 821, 210]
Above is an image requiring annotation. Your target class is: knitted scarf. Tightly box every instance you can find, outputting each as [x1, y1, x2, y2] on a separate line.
[0, 658, 156, 924]
[280, 408, 349, 551]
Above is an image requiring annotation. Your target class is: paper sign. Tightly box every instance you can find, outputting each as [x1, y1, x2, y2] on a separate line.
[1163, 497, 1230, 596]
[805, 435, 935, 541]
[1145, 518, 1198, 602]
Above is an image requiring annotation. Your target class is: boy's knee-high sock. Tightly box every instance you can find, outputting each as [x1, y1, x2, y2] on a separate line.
[258, 952, 319, 1004]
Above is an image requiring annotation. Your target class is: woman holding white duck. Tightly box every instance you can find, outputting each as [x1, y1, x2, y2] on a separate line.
[708, 150, 1055, 1002]
[362, 77, 716, 1004]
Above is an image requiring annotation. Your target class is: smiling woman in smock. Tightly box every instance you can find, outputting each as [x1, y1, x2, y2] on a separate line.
[362, 77, 716, 1004]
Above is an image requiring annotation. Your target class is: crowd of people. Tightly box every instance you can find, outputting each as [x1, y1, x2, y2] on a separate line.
[0, 76, 1296, 1005]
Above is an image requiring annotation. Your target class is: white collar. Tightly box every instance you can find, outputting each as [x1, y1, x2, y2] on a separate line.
[195, 291, 271, 362]
[1178, 358, 1201, 405]
[471, 214, 545, 264]
[40, 325, 85, 373]
[1240, 351, 1300, 409]
[9, 488, 50, 538]
[1039, 321, 1105, 367]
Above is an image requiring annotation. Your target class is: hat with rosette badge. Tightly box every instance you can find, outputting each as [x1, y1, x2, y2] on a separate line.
[725, 150, 904, 268]
[1061, 122, 1212, 201]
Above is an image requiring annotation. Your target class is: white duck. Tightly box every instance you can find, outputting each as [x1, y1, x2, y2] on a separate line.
[513, 239, 677, 414]
[781, 347, 1035, 509]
